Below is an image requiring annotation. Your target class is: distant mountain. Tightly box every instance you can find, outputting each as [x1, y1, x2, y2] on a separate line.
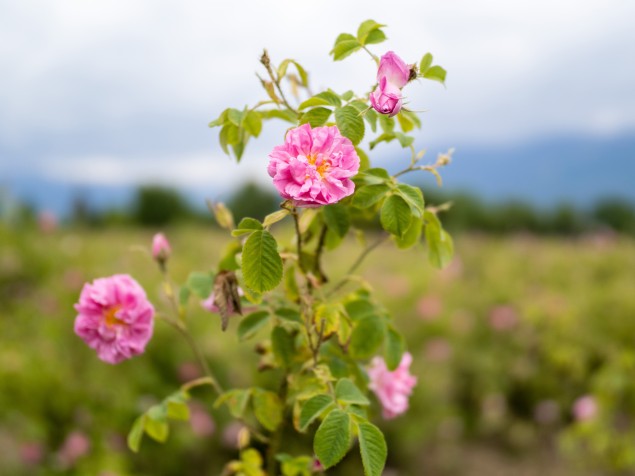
[3, 132, 634, 217]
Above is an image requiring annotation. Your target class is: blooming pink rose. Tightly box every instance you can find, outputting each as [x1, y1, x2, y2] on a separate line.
[267, 124, 360, 207]
[151, 232, 171, 262]
[369, 51, 411, 117]
[368, 352, 417, 419]
[74, 274, 154, 364]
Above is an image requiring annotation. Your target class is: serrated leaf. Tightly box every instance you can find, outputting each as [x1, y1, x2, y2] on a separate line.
[400, 109, 422, 130]
[395, 215, 423, 249]
[335, 378, 370, 406]
[227, 108, 244, 126]
[356, 20, 385, 44]
[237, 310, 270, 341]
[276, 307, 303, 324]
[252, 388, 283, 431]
[214, 389, 251, 418]
[369, 132, 396, 150]
[232, 217, 263, 236]
[144, 410, 169, 443]
[127, 415, 145, 453]
[335, 105, 365, 145]
[260, 109, 298, 123]
[271, 326, 295, 368]
[298, 91, 341, 110]
[353, 184, 390, 209]
[344, 298, 377, 321]
[419, 53, 433, 74]
[357, 421, 387, 476]
[299, 394, 335, 432]
[378, 114, 395, 133]
[322, 204, 350, 238]
[395, 184, 425, 217]
[424, 211, 454, 268]
[314, 409, 351, 469]
[384, 327, 406, 370]
[397, 112, 415, 133]
[242, 230, 283, 292]
[166, 398, 190, 421]
[314, 303, 341, 338]
[263, 209, 290, 228]
[187, 272, 214, 298]
[349, 316, 386, 359]
[300, 107, 332, 128]
[355, 147, 370, 171]
[244, 110, 263, 137]
[330, 33, 361, 61]
[394, 131, 414, 148]
[364, 29, 387, 45]
[423, 65, 447, 85]
[380, 194, 413, 238]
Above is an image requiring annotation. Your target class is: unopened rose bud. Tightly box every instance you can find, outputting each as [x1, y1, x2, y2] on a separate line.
[152, 233, 171, 267]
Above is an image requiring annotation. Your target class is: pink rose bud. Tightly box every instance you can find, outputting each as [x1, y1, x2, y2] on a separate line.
[267, 124, 360, 207]
[74, 274, 154, 364]
[376, 51, 410, 88]
[368, 352, 417, 419]
[573, 395, 597, 421]
[151, 232, 171, 263]
[369, 77, 403, 117]
[369, 51, 411, 116]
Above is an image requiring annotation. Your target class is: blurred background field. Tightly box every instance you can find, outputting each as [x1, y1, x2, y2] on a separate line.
[2, 216, 635, 475]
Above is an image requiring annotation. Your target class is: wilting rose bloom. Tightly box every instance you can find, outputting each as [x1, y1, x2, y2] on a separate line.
[369, 51, 410, 117]
[267, 124, 360, 207]
[201, 287, 243, 315]
[151, 232, 171, 262]
[368, 352, 417, 419]
[74, 274, 154, 364]
[573, 395, 597, 421]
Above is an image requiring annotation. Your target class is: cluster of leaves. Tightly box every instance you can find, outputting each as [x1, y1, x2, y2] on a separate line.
[129, 20, 454, 476]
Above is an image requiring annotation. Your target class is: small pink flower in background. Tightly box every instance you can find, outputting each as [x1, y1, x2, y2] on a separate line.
[178, 361, 201, 383]
[151, 232, 171, 262]
[38, 210, 57, 233]
[368, 352, 417, 419]
[267, 124, 360, 207]
[369, 51, 411, 117]
[417, 295, 443, 320]
[74, 274, 154, 364]
[20, 442, 44, 466]
[424, 338, 452, 362]
[534, 399, 560, 425]
[189, 402, 216, 437]
[488, 305, 519, 332]
[58, 430, 90, 468]
[573, 395, 598, 421]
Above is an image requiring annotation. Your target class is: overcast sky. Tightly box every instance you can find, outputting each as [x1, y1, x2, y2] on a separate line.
[1, 0, 634, 191]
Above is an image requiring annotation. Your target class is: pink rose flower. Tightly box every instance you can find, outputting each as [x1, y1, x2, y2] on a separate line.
[368, 352, 417, 419]
[74, 274, 154, 364]
[151, 232, 171, 262]
[267, 124, 360, 207]
[369, 51, 411, 117]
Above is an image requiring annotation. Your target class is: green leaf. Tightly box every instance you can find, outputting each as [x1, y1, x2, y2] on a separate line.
[395, 183, 425, 217]
[298, 91, 341, 110]
[263, 209, 290, 228]
[364, 29, 387, 45]
[237, 310, 270, 341]
[242, 230, 283, 292]
[178, 285, 191, 308]
[208, 108, 228, 128]
[231, 217, 263, 237]
[369, 132, 396, 150]
[356, 147, 370, 171]
[187, 272, 214, 298]
[424, 211, 454, 268]
[299, 394, 335, 432]
[356, 20, 385, 44]
[166, 395, 190, 421]
[399, 109, 422, 130]
[260, 109, 298, 124]
[244, 111, 263, 137]
[380, 194, 413, 238]
[322, 204, 350, 238]
[394, 131, 414, 148]
[278, 59, 309, 87]
[127, 415, 146, 453]
[352, 184, 390, 209]
[384, 326, 406, 370]
[423, 65, 447, 85]
[344, 298, 377, 322]
[395, 215, 423, 249]
[349, 316, 386, 359]
[330, 33, 362, 61]
[335, 105, 365, 145]
[357, 420, 387, 476]
[271, 326, 295, 368]
[314, 409, 351, 469]
[275, 307, 303, 324]
[252, 388, 283, 431]
[378, 114, 395, 133]
[419, 53, 433, 74]
[335, 378, 370, 406]
[214, 388, 251, 418]
[227, 108, 244, 126]
[144, 406, 169, 443]
[300, 107, 332, 128]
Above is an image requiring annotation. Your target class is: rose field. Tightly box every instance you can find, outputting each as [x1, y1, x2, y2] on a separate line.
[2, 224, 634, 475]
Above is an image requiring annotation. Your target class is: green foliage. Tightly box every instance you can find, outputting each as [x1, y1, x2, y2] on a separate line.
[241, 230, 283, 292]
[424, 210, 454, 268]
[299, 394, 335, 431]
[356, 420, 387, 476]
[335, 105, 365, 145]
[380, 194, 413, 238]
[132, 186, 194, 226]
[314, 409, 351, 468]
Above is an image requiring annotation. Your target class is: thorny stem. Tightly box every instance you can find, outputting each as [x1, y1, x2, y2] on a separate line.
[328, 234, 390, 297]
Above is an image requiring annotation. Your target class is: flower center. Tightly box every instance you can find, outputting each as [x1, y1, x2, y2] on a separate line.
[103, 305, 124, 328]
[306, 154, 330, 178]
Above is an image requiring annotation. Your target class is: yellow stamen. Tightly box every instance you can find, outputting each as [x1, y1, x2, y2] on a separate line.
[103, 306, 124, 327]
